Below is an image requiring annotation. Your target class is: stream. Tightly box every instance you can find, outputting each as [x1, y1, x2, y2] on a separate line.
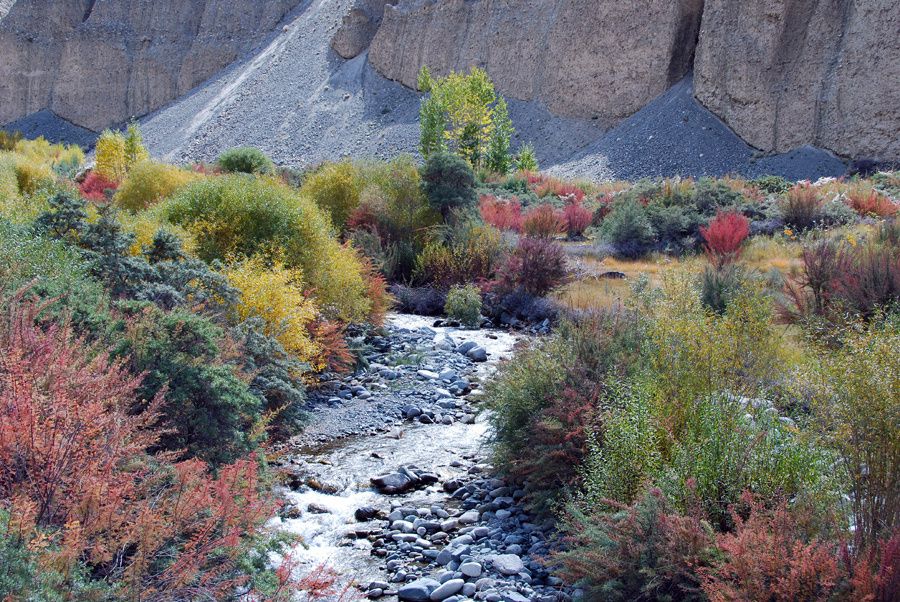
[266, 315, 573, 602]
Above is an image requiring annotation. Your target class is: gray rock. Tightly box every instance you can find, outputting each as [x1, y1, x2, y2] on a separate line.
[492, 554, 524, 576]
[398, 578, 441, 602]
[429, 579, 464, 600]
[466, 347, 488, 362]
[418, 369, 440, 380]
[371, 472, 414, 494]
[460, 562, 482, 578]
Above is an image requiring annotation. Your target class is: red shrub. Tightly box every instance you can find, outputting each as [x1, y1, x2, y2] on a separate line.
[701, 494, 842, 602]
[845, 530, 900, 602]
[534, 176, 586, 202]
[362, 255, 394, 327]
[781, 184, 824, 230]
[493, 236, 569, 296]
[556, 489, 714, 601]
[592, 194, 615, 226]
[563, 198, 593, 239]
[847, 188, 898, 218]
[79, 171, 119, 203]
[479, 194, 523, 232]
[700, 211, 750, 267]
[0, 292, 289, 597]
[346, 203, 381, 233]
[309, 319, 354, 374]
[523, 204, 565, 238]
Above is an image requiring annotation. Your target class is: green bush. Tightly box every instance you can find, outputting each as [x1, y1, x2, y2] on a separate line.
[421, 151, 477, 221]
[598, 198, 656, 258]
[163, 175, 371, 322]
[699, 263, 745, 314]
[752, 175, 791, 195]
[216, 147, 274, 175]
[658, 394, 836, 530]
[515, 143, 539, 172]
[300, 160, 361, 231]
[113, 302, 262, 466]
[444, 284, 483, 327]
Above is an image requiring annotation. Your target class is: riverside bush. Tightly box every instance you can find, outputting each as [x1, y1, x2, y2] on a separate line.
[493, 236, 568, 297]
[301, 160, 361, 230]
[115, 160, 198, 211]
[422, 151, 477, 220]
[780, 183, 823, 230]
[216, 146, 274, 175]
[444, 283, 483, 327]
[599, 198, 656, 258]
[163, 175, 371, 322]
[522, 203, 564, 238]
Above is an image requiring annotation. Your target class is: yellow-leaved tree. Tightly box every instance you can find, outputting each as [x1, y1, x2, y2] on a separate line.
[226, 255, 324, 371]
[95, 122, 149, 182]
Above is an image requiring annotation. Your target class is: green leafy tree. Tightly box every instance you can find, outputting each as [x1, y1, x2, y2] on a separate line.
[515, 143, 539, 172]
[417, 66, 515, 171]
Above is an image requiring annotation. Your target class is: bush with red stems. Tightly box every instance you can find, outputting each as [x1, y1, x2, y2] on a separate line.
[479, 194, 524, 232]
[523, 204, 565, 238]
[79, 170, 118, 202]
[700, 211, 750, 267]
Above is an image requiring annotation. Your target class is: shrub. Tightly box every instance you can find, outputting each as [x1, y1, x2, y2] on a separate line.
[556, 489, 714, 602]
[13, 136, 84, 178]
[94, 127, 149, 183]
[389, 284, 447, 316]
[700, 495, 842, 602]
[226, 255, 323, 371]
[515, 143, 539, 172]
[781, 184, 823, 230]
[113, 302, 262, 465]
[114, 160, 197, 211]
[414, 221, 505, 287]
[300, 160, 361, 231]
[79, 170, 119, 202]
[13, 157, 54, 195]
[216, 146, 274, 175]
[807, 322, 900, 548]
[700, 263, 745, 314]
[693, 177, 746, 214]
[659, 393, 835, 531]
[563, 199, 593, 239]
[493, 236, 568, 296]
[599, 198, 656, 258]
[846, 182, 898, 218]
[445, 284, 483, 327]
[522, 204, 564, 238]
[421, 151, 477, 220]
[700, 211, 750, 267]
[0, 129, 23, 151]
[752, 175, 792, 195]
[479, 194, 523, 232]
[163, 176, 371, 322]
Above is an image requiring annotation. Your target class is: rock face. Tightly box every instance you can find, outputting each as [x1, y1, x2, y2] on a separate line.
[369, 0, 705, 125]
[694, 0, 900, 162]
[0, 0, 303, 131]
[367, 0, 899, 162]
[331, 0, 390, 59]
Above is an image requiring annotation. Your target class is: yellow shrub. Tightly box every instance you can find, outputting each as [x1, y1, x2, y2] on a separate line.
[227, 256, 324, 370]
[95, 130, 128, 182]
[118, 209, 196, 256]
[164, 175, 372, 323]
[300, 160, 361, 230]
[15, 137, 84, 175]
[14, 158, 54, 195]
[115, 160, 198, 211]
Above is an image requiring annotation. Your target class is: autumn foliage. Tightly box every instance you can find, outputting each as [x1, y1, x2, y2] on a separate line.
[0, 292, 320, 598]
[523, 204, 565, 238]
[79, 170, 119, 203]
[479, 194, 523, 232]
[700, 211, 750, 267]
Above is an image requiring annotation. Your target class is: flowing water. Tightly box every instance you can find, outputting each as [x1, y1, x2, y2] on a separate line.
[268, 314, 523, 590]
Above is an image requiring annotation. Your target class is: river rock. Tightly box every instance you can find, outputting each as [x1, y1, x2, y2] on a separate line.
[429, 578, 464, 600]
[466, 347, 488, 362]
[492, 554, 524, 576]
[355, 506, 380, 521]
[398, 577, 441, 602]
[460, 561, 482, 577]
[371, 472, 415, 494]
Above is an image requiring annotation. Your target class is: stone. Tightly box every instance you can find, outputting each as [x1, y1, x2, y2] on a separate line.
[371, 472, 414, 494]
[417, 369, 440, 380]
[306, 503, 330, 514]
[492, 554, 524, 576]
[398, 578, 441, 602]
[455, 341, 478, 355]
[466, 347, 488, 362]
[458, 510, 480, 524]
[429, 578, 464, 600]
[460, 561, 482, 578]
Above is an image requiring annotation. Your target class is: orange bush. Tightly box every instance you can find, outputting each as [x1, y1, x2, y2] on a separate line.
[846, 184, 898, 218]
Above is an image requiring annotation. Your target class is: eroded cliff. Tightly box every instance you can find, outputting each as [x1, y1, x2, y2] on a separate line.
[0, 0, 302, 131]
